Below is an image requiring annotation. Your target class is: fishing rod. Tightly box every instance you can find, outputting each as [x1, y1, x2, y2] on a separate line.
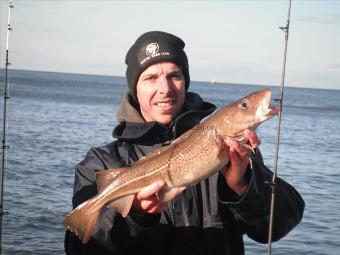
[267, 0, 291, 254]
[0, 0, 14, 253]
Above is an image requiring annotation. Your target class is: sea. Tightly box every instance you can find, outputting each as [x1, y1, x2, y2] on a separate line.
[0, 69, 339, 255]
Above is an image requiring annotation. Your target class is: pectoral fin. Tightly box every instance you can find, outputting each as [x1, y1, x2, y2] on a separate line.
[106, 194, 135, 217]
[156, 186, 186, 203]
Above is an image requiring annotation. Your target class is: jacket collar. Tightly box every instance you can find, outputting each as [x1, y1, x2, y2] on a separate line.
[113, 92, 216, 145]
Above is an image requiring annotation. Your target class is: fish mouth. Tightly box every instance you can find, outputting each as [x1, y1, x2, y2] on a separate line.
[234, 91, 278, 142]
[259, 90, 279, 119]
[266, 104, 279, 117]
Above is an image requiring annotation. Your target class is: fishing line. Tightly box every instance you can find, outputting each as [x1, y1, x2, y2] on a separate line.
[267, 0, 291, 254]
[0, 0, 14, 253]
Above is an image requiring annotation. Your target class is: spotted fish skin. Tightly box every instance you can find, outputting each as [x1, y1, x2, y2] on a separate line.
[63, 89, 278, 244]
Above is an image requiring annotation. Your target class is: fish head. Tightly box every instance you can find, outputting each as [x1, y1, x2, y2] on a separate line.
[216, 88, 278, 142]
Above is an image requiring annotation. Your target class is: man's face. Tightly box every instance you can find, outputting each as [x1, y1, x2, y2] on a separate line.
[136, 61, 186, 125]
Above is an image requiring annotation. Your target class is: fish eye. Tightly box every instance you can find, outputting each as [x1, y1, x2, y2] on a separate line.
[239, 99, 248, 110]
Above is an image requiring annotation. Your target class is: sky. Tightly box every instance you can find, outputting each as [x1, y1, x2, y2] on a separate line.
[0, 0, 339, 90]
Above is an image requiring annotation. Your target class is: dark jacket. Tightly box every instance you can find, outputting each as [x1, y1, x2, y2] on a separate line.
[65, 92, 304, 255]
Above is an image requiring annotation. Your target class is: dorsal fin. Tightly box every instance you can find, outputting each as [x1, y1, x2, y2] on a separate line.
[96, 168, 126, 193]
[132, 128, 194, 166]
[132, 145, 170, 166]
[171, 128, 193, 145]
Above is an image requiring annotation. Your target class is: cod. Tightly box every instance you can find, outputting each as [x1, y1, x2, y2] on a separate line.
[63, 88, 278, 244]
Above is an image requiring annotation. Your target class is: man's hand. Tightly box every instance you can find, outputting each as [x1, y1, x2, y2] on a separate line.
[132, 180, 167, 214]
[222, 129, 261, 196]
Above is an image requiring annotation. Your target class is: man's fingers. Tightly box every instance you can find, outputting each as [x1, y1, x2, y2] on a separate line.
[146, 203, 167, 214]
[133, 181, 167, 213]
[227, 139, 248, 158]
[244, 129, 261, 148]
[139, 194, 167, 213]
[229, 147, 241, 165]
[140, 199, 158, 210]
[137, 180, 165, 200]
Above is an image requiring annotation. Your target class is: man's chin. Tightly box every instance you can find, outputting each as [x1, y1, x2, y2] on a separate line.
[154, 114, 175, 125]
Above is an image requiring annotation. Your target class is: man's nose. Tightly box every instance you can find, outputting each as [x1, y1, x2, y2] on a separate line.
[157, 76, 173, 95]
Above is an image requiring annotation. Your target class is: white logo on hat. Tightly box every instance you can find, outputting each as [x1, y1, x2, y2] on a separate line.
[145, 43, 159, 56]
[140, 42, 170, 65]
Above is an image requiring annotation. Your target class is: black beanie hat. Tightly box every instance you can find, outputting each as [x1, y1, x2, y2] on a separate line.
[125, 31, 190, 103]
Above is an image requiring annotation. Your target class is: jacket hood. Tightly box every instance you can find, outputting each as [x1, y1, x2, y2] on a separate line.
[116, 93, 145, 124]
[113, 92, 216, 144]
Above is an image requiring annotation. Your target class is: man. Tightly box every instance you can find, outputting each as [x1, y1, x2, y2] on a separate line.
[65, 31, 304, 255]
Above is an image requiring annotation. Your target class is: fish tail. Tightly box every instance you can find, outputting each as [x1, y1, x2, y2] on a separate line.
[63, 198, 100, 244]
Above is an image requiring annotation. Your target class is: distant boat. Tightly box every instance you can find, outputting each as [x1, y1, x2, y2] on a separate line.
[211, 77, 216, 84]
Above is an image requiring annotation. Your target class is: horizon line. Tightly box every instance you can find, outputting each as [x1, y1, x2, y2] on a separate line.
[0, 68, 339, 92]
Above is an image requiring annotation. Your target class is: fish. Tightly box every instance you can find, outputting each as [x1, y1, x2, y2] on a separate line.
[63, 88, 278, 244]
